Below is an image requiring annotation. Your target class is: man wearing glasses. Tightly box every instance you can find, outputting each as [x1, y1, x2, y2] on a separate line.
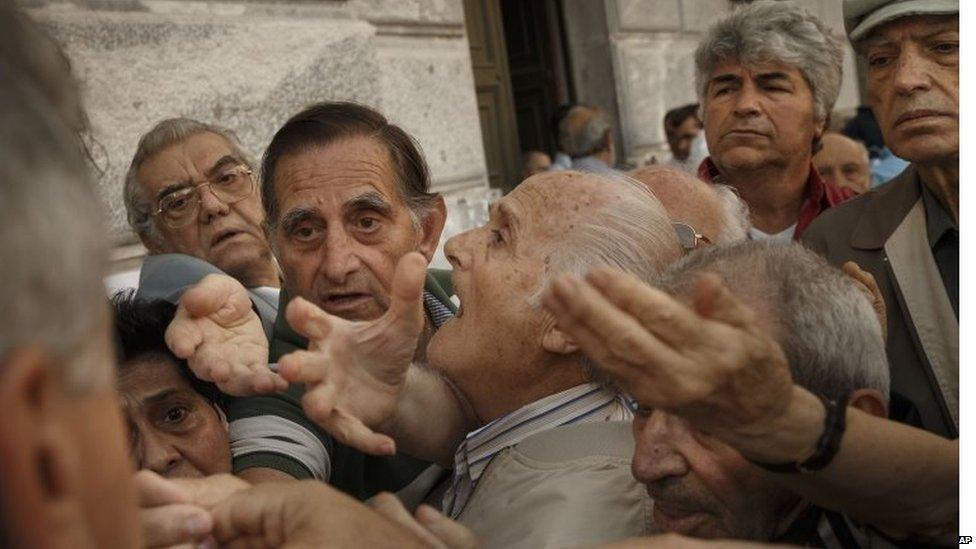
[124, 119, 282, 336]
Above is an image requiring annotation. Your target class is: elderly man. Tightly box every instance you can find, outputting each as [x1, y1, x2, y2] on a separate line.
[631, 166, 749, 247]
[125, 118, 282, 336]
[558, 105, 621, 175]
[222, 170, 683, 548]
[695, 1, 854, 243]
[543, 242, 957, 545]
[803, 0, 959, 439]
[662, 104, 708, 173]
[813, 132, 872, 193]
[113, 294, 232, 478]
[165, 102, 459, 496]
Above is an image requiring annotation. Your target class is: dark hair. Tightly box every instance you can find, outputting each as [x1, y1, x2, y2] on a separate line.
[663, 103, 701, 135]
[261, 101, 437, 229]
[111, 291, 224, 409]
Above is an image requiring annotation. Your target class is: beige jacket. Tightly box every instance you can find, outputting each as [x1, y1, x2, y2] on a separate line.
[456, 421, 653, 549]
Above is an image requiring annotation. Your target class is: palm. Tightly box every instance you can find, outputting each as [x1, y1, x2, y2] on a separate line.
[278, 253, 428, 455]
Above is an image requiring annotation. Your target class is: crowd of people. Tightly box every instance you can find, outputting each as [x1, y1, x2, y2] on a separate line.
[0, 0, 959, 548]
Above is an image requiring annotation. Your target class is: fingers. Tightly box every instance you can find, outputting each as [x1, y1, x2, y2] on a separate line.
[286, 297, 336, 341]
[181, 274, 249, 321]
[141, 503, 213, 548]
[279, 349, 339, 384]
[165, 305, 204, 360]
[137, 469, 190, 507]
[416, 505, 480, 549]
[169, 474, 251, 510]
[385, 252, 427, 335]
[690, 273, 757, 330]
[371, 494, 444, 548]
[317, 408, 396, 456]
[584, 268, 706, 346]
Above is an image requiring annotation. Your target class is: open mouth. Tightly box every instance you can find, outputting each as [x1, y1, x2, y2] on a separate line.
[321, 293, 371, 313]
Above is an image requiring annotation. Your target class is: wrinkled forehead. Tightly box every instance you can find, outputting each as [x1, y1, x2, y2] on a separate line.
[139, 132, 238, 187]
[504, 172, 608, 232]
[118, 355, 194, 407]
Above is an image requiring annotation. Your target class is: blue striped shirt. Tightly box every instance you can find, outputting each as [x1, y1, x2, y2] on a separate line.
[442, 383, 632, 517]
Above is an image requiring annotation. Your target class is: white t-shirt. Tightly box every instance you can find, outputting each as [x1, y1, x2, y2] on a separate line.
[748, 223, 796, 244]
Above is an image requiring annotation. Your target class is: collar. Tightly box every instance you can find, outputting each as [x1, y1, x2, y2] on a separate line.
[850, 165, 921, 250]
[920, 180, 958, 248]
[697, 157, 853, 240]
[449, 383, 630, 487]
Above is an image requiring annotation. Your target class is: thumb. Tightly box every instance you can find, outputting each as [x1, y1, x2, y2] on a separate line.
[691, 272, 756, 329]
[180, 274, 243, 319]
[384, 252, 427, 333]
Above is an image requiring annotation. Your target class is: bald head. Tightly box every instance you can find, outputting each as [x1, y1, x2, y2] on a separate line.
[813, 133, 871, 194]
[558, 106, 613, 160]
[630, 165, 748, 244]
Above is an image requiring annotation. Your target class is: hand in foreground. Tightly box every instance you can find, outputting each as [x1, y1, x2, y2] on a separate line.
[542, 269, 794, 446]
[841, 261, 887, 339]
[165, 273, 287, 396]
[371, 493, 480, 549]
[210, 480, 428, 548]
[135, 469, 248, 548]
[277, 252, 428, 455]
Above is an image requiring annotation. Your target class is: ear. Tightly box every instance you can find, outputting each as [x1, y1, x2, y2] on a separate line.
[848, 388, 888, 419]
[416, 196, 447, 263]
[0, 348, 85, 548]
[540, 315, 580, 355]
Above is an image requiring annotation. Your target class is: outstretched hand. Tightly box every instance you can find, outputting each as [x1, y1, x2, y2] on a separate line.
[542, 268, 795, 443]
[277, 252, 429, 456]
[165, 274, 287, 396]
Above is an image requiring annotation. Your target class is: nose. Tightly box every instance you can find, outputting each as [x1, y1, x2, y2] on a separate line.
[444, 229, 474, 271]
[198, 184, 230, 223]
[892, 47, 932, 96]
[140, 430, 183, 478]
[732, 82, 762, 118]
[631, 411, 691, 485]
[320, 225, 362, 284]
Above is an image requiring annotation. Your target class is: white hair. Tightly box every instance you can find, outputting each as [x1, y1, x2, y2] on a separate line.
[558, 106, 613, 159]
[695, 0, 845, 126]
[124, 117, 255, 244]
[0, 25, 109, 393]
[711, 183, 750, 244]
[660, 242, 890, 401]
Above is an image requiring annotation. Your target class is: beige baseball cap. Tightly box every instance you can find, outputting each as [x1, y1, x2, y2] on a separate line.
[844, 0, 958, 41]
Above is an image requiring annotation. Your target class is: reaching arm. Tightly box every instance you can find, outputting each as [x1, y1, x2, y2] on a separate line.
[541, 268, 957, 542]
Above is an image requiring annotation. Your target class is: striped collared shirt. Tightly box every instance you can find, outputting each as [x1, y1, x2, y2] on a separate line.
[442, 382, 632, 517]
[423, 290, 454, 329]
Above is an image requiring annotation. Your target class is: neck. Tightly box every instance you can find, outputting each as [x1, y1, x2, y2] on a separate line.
[718, 156, 810, 234]
[469, 356, 587, 427]
[917, 160, 959, 224]
[237, 258, 281, 288]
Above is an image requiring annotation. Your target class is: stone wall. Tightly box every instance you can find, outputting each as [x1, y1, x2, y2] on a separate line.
[21, 0, 489, 270]
[563, 0, 863, 166]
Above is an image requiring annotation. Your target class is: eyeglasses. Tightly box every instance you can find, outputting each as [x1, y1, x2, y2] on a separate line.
[672, 221, 711, 251]
[152, 165, 255, 229]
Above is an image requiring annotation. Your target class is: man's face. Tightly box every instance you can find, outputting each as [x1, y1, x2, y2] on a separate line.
[137, 132, 272, 282]
[272, 136, 427, 321]
[703, 60, 822, 172]
[631, 410, 797, 540]
[119, 354, 231, 478]
[864, 15, 958, 164]
[61, 318, 141, 548]
[813, 134, 871, 193]
[429, 173, 602, 419]
[667, 117, 701, 161]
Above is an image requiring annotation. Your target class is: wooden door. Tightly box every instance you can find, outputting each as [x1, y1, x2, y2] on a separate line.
[464, 0, 521, 192]
[500, 0, 566, 157]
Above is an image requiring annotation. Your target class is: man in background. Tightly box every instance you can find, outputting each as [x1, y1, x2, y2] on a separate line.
[813, 132, 872, 193]
[559, 105, 621, 175]
[663, 103, 708, 173]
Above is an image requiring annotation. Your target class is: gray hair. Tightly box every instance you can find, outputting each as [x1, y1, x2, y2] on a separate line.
[536, 173, 684, 380]
[0, 10, 110, 393]
[124, 118, 255, 244]
[694, 0, 845, 125]
[711, 183, 750, 244]
[659, 242, 889, 401]
[558, 106, 613, 159]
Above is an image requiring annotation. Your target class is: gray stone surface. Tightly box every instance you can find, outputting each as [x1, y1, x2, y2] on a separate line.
[680, 0, 728, 33]
[24, 0, 487, 249]
[610, 0, 681, 32]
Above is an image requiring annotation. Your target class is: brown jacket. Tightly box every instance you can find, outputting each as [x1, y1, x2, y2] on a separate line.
[803, 166, 958, 438]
